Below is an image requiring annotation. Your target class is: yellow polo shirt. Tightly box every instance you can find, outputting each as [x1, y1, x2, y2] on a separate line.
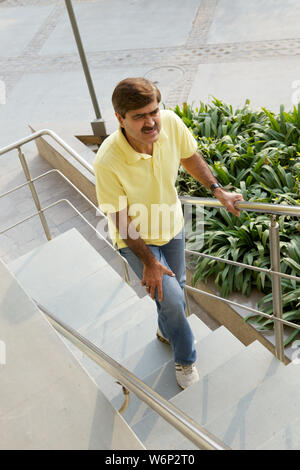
[93, 109, 198, 249]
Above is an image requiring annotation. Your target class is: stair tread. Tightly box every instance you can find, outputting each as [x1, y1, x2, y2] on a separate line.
[257, 414, 300, 450]
[64, 313, 159, 386]
[40, 265, 138, 330]
[0, 259, 144, 450]
[205, 361, 300, 450]
[9, 228, 108, 295]
[80, 294, 157, 345]
[93, 314, 212, 402]
[8, 228, 140, 331]
[116, 326, 245, 426]
[133, 340, 285, 449]
[9, 228, 298, 450]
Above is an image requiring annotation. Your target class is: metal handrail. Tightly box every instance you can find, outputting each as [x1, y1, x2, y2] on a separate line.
[2, 177, 298, 328]
[0, 168, 111, 250]
[0, 133, 131, 283]
[1, 131, 300, 333]
[185, 248, 300, 283]
[0, 179, 228, 450]
[35, 301, 228, 450]
[0, 150, 229, 448]
[1, 131, 300, 334]
[0, 129, 94, 174]
[180, 195, 300, 217]
[1, 129, 300, 446]
[180, 195, 300, 363]
[1, 129, 299, 216]
[0, 189, 228, 449]
[186, 284, 300, 331]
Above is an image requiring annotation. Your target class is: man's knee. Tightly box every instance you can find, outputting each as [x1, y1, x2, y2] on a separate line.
[158, 276, 185, 312]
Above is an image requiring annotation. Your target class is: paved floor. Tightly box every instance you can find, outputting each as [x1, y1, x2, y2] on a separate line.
[1, 0, 300, 327]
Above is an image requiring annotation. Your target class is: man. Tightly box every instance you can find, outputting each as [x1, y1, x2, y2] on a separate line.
[94, 77, 243, 389]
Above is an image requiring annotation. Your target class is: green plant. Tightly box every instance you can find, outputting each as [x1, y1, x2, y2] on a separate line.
[174, 99, 300, 345]
[245, 235, 300, 345]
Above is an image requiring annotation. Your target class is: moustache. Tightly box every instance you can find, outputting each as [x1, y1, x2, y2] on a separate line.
[142, 124, 157, 132]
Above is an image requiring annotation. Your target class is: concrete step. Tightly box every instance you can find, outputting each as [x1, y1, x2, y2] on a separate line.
[115, 326, 245, 426]
[92, 314, 212, 406]
[41, 266, 141, 330]
[63, 307, 160, 386]
[8, 228, 140, 333]
[103, 313, 211, 365]
[0, 258, 144, 450]
[46, 294, 155, 382]
[257, 414, 300, 450]
[204, 359, 300, 450]
[81, 294, 157, 346]
[172, 439, 198, 450]
[133, 340, 285, 449]
[9, 228, 109, 298]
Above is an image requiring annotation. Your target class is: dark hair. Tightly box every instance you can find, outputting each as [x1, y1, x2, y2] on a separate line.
[112, 77, 161, 117]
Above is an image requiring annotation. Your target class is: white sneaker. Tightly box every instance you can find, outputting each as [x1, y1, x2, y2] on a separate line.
[175, 363, 199, 389]
[156, 327, 170, 345]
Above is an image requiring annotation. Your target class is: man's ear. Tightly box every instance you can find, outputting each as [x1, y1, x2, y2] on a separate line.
[115, 112, 125, 127]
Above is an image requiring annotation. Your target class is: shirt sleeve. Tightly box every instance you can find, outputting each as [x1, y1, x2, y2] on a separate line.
[93, 162, 128, 215]
[171, 111, 198, 159]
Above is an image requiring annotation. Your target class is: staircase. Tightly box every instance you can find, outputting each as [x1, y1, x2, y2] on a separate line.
[0, 252, 144, 450]
[5, 228, 300, 450]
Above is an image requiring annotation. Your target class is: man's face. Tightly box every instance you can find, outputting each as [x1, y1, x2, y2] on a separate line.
[116, 100, 161, 150]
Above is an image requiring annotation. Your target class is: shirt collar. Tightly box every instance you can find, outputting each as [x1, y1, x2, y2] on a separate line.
[117, 126, 168, 165]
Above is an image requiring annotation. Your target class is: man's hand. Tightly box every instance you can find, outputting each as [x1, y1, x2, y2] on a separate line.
[141, 259, 175, 302]
[180, 153, 244, 216]
[214, 188, 244, 217]
[113, 207, 175, 302]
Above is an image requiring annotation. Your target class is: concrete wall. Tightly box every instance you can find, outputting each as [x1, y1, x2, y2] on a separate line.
[29, 123, 98, 206]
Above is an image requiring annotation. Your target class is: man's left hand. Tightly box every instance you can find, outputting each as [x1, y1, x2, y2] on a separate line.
[214, 188, 244, 217]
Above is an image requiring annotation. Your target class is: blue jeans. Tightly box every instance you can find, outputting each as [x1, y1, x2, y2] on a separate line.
[119, 229, 196, 365]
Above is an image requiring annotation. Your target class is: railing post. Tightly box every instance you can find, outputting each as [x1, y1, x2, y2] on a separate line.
[122, 259, 131, 285]
[17, 147, 52, 241]
[184, 288, 191, 317]
[269, 215, 285, 362]
[64, 0, 107, 138]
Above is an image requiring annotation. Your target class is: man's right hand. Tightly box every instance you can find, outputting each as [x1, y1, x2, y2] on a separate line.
[112, 207, 175, 302]
[141, 259, 175, 302]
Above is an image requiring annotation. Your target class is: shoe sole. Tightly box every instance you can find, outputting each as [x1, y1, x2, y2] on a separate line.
[176, 379, 199, 390]
[156, 332, 170, 345]
[177, 382, 185, 390]
[175, 365, 199, 390]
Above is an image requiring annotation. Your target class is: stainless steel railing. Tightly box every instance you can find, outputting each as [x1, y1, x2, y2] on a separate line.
[0, 129, 94, 174]
[0, 133, 131, 284]
[0, 173, 228, 450]
[1, 129, 300, 361]
[180, 195, 300, 363]
[180, 195, 300, 217]
[36, 301, 229, 450]
[1, 129, 300, 445]
[0, 130, 228, 450]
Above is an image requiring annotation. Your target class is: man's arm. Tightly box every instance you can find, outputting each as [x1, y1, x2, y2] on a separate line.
[180, 152, 244, 216]
[111, 208, 175, 301]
